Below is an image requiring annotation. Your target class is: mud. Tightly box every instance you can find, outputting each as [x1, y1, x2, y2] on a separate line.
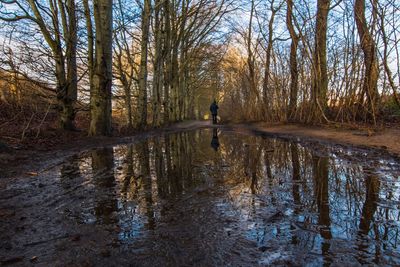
[1, 124, 400, 266]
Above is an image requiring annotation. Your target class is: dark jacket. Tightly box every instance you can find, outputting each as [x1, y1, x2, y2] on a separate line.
[210, 102, 219, 115]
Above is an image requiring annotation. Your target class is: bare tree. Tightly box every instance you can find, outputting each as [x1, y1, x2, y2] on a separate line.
[286, 0, 299, 121]
[113, 0, 139, 129]
[354, 0, 379, 124]
[310, 0, 330, 123]
[152, 0, 163, 127]
[0, 0, 78, 130]
[137, 0, 151, 129]
[88, 0, 113, 136]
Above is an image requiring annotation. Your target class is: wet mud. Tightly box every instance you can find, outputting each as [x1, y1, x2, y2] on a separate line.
[1, 127, 400, 266]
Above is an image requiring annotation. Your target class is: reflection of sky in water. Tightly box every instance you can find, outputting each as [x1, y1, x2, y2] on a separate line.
[57, 128, 400, 265]
[117, 202, 146, 242]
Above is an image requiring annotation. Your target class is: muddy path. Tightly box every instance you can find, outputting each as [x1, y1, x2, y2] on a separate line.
[0, 121, 212, 179]
[1, 121, 399, 180]
[244, 123, 400, 156]
[1, 122, 400, 266]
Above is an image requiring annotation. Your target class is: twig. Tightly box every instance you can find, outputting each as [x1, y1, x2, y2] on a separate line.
[21, 113, 35, 141]
[23, 233, 70, 247]
[35, 104, 51, 138]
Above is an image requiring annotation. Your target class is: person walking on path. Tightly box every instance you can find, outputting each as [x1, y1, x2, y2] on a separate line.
[210, 100, 219, 124]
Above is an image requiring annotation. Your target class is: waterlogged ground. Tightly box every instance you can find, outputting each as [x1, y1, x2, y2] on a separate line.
[1, 128, 400, 266]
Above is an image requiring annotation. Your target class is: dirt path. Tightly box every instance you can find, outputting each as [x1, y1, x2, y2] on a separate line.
[180, 121, 400, 158]
[1, 120, 399, 179]
[232, 122, 400, 157]
[0, 121, 212, 179]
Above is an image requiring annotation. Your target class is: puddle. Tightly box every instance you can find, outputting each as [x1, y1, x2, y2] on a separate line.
[1, 128, 400, 266]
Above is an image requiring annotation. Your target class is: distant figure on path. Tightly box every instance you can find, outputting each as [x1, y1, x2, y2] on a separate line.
[210, 100, 219, 124]
[211, 128, 220, 151]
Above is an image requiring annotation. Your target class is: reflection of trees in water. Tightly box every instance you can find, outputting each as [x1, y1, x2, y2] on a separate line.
[136, 140, 155, 230]
[312, 155, 332, 266]
[357, 170, 380, 264]
[243, 141, 262, 194]
[291, 143, 301, 209]
[117, 132, 198, 205]
[153, 139, 166, 199]
[290, 143, 301, 246]
[163, 132, 195, 197]
[120, 145, 138, 200]
[113, 132, 201, 235]
[91, 148, 118, 225]
[60, 155, 81, 184]
[218, 135, 399, 263]
[60, 155, 83, 191]
[101, 130, 399, 262]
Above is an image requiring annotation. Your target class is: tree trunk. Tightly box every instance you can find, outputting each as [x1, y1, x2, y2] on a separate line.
[61, 0, 78, 130]
[170, 4, 180, 123]
[137, 0, 151, 129]
[262, 1, 278, 120]
[83, 0, 94, 92]
[163, 0, 171, 124]
[286, 0, 299, 121]
[379, 8, 400, 108]
[124, 82, 133, 128]
[152, 0, 163, 127]
[310, 0, 330, 123]
[116, 55, 133, 128]
[53, 48, 68, 129]
[247, 0, 259, 119]
[170, 44, 179, 121]
[89, 0, 113, 136]
[26, 0, 78, 130]
[177, 0, 188, 121]
[354, 0, 379, 124]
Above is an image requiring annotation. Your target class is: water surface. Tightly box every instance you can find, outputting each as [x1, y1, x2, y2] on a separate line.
[2, 128, 400, 266]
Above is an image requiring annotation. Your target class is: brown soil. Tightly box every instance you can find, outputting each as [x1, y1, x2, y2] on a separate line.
[247, 122, 400, 156]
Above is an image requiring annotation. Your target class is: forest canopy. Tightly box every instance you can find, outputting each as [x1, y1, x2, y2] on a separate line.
[0, 0, 399, 136]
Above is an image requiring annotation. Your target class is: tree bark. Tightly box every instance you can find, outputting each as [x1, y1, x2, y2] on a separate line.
[262, 0, 279, 120]
[170, 2, 180, 122]
[89, 0, 113, 136]
[62, 0, 77, 130]
[286, 0, 299, 121]
[83, 0, 94, 92]
[310, 0, 330, 123]
[163, 0, 172, 124]
[137, 0, 151, 129]
[152, 0, 163, 127]
[246, 0, 259, 119]
[354, 0, 380, 124]
[178, 0, 188, 121]
[22, 0, 78, 130]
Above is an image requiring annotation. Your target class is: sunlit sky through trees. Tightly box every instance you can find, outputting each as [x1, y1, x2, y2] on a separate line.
[1, 0, 399, 125]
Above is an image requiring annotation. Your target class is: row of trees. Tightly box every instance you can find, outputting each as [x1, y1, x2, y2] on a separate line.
[0, 0, 113, 135]
[1, 0, 399, 133]
[0, 0, 233, 135]
[219, 0, 400, 124]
